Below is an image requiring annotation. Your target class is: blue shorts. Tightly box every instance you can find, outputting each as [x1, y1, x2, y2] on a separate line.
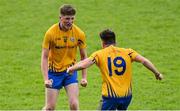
[48, 70, 78, 90]
[101, 95, 132, 110]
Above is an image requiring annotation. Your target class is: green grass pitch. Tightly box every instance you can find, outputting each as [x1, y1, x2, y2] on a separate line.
[0, 0, 180, 110]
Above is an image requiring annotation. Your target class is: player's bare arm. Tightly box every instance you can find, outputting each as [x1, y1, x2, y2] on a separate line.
[79, 48, 88, 87]
[41, 48, 52, 88]
[67, 58, 94, 74]
[79, 48, 87, 79]
[134, 55, 163, 80]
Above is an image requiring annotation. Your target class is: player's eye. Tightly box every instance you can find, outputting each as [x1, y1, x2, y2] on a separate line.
[65, 17, 74, 20]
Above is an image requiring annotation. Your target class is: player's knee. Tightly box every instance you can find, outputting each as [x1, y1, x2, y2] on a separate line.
[69, 99, 78, 110]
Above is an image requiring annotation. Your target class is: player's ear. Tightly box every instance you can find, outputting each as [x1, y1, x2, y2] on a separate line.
[101, 41, 105, 48]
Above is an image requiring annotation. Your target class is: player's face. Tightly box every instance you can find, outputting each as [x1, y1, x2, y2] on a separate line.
[60, 15, 75, 31]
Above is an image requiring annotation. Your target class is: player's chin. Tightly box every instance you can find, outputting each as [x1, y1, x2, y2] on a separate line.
[65, 25, 72, 30]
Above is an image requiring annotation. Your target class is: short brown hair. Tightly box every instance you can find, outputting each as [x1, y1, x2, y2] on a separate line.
[99, 29, 116, 44]
[60, 4, 76, 16]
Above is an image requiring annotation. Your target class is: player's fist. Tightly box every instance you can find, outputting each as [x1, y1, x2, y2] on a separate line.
[44, 79, 53, 88]
[155, 73, 163, 80]
[67, 67, 73, 75]
[80, 78, 88, 87]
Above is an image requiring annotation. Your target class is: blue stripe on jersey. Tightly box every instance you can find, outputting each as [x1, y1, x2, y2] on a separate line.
[107, 82, 118, 98]
[107, 84, 111, 97]
[109, 84, 114, 98]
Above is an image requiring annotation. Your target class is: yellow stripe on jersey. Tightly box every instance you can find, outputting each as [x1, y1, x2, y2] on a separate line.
[42, 23, 86, 72]
[89, 45, 138, 98]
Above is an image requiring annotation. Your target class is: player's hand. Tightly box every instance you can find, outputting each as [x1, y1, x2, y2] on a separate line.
[80, 78, 88, 87]
[155, 73, 163, 80]
[67, 67, 73, 75]
[44, 79, 53, 88]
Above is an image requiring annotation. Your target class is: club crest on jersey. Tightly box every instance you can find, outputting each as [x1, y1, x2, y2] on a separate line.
[63, 36, 67, 42]
[70, 37, 75, 42]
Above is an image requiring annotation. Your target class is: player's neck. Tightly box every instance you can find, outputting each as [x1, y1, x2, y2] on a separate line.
[59, 22, 69, 32]
[103, 43, 116, 48]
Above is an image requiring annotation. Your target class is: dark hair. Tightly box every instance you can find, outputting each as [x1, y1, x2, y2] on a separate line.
[99, 29, 116, 44]
[60, 4, 76, 16]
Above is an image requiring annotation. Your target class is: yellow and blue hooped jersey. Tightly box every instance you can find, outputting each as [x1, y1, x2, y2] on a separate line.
[89, 45, 139, 98]
[42, 23, 86, 72]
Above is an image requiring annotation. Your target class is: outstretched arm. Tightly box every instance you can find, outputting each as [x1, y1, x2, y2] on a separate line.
[67, 58, 95, 74]
[134, 55, 163, 80]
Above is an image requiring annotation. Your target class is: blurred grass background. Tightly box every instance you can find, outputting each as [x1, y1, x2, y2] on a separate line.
[0, 0, 180, 110]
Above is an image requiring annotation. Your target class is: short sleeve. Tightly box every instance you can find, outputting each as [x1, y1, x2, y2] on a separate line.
[89, 51, 99, 65]
[127, 48, 139, 61]
[78, 31, 86, 49]
[42, 31, 51, 49]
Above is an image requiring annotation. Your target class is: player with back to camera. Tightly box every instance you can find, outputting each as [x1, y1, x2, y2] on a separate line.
[41, 4, 87, 110]
[67, 29, 163, 110]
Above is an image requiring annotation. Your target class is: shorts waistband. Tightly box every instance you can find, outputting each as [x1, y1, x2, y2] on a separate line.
[102, 95, 132, 100]
[48, 69, 67, 74]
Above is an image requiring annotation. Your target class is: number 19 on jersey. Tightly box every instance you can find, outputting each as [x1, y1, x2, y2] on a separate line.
[107, 57, 126, 76]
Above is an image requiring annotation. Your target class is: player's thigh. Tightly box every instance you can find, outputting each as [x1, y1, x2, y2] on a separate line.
[45, 88, 60, 105]
[65, 83, 79, 100]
